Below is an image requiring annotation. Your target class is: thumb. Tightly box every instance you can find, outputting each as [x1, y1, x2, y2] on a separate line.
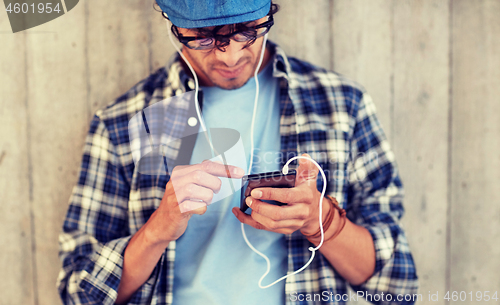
[295, 153, 319, 186]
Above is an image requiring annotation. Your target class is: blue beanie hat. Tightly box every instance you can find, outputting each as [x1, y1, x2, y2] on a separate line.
[157, 0, 271, 28]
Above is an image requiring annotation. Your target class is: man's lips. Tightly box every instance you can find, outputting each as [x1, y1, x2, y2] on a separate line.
[214, 63, 247, 78]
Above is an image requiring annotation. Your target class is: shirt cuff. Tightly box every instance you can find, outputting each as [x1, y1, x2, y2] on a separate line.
[79, 236, 131, 305]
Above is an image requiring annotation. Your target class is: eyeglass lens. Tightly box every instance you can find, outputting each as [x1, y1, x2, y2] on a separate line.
[185, 20, 272, 50]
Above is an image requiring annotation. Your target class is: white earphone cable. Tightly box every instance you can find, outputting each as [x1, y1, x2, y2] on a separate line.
[167, 20, 221, 161]
[240, 33, 328, 288]
[167, 20, 204, 133]
[246, 33, 268, 174]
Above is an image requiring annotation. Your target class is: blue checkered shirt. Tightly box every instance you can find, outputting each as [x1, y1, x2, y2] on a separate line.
[57, 41, 418, 305]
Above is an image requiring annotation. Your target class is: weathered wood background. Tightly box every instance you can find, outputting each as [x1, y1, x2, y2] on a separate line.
[1, 1, 499, 304]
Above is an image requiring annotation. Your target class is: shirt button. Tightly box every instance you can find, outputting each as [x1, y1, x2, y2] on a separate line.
[187, 117, 198, 127]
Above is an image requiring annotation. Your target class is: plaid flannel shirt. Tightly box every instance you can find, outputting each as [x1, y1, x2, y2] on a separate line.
[57, 41, 418, 305]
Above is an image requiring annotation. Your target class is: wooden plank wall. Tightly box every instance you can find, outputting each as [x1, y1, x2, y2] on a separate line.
[0, 1, 498, 304]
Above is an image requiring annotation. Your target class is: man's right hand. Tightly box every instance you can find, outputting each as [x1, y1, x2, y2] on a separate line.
[144, 159, 245, 247]
[117, 160, 244, 304]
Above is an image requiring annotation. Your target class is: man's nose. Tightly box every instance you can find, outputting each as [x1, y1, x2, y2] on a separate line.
[214, 41, 245, 67]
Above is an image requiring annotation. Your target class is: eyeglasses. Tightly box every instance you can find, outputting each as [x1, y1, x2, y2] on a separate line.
[171, 15, 274, 50]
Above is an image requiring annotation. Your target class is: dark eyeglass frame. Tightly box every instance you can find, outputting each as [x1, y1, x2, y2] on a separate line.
[170, 14, 274, 50]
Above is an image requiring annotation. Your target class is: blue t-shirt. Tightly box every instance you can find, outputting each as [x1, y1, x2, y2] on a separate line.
[172, 60, 287, 305]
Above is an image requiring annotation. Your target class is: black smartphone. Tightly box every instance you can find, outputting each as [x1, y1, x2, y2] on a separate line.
[240, 170, 296, 213]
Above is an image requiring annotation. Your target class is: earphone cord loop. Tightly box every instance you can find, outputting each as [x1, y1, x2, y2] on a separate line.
[244, 156, 327, 289]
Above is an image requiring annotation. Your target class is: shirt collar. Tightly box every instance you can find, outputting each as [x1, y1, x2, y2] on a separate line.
[268, 40, 292, 81]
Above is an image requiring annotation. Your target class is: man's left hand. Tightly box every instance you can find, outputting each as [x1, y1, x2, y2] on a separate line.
[232, 153, 330, 235]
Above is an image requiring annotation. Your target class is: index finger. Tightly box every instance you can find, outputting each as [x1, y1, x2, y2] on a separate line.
[175, 160, 245, 178]
[201, 160, 245, 178]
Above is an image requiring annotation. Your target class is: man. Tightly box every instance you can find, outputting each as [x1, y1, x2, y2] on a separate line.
[57, 1, 419, 304]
